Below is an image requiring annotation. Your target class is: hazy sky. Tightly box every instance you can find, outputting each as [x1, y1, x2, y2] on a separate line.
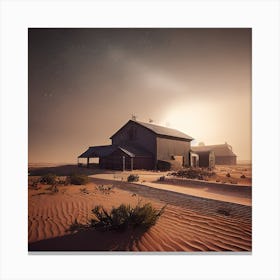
[28, 28, 251, 163]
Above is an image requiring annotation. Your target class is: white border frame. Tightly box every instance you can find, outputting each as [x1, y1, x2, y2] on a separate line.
[1, 1, 279, 279]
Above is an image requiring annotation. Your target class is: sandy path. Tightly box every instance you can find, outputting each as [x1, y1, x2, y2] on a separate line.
[28, 180, 251, 252]
[90, 173, 251, 206]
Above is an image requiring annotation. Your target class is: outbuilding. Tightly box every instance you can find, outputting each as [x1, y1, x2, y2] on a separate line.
[192, 143, 237, 165]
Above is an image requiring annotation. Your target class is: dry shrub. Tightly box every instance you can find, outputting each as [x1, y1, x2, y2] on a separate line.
[127, 174, 139, 182]
[40, 173, 57, 185]
[171, 168, 216, 180]
[68, 174, 89, 185]
[90, 202, 166, 231]
[80, 187, 89, 194]
[68, 202, 166, 233]
[96, 185, 114, 195]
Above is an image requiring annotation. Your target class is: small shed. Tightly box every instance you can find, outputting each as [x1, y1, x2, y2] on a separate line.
[197, 150, 215, 169]
[192, 143, 236, 165]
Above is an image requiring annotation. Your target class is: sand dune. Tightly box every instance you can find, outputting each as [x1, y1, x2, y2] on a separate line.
[28, 180, 251, 252]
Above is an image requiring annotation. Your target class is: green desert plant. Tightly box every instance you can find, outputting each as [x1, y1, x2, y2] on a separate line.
[127, 174, 139, 182]
[67, 200, 166, 234]
[40, 173, 57, 185]
[68, 173, 89, 185]
[90, 202, 166, 232]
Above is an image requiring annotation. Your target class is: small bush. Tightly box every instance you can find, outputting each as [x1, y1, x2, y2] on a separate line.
[230, 180, 238, 184]
[127, 174, 139, 182]
[226, 173, 231, 177]
[30, 180, 40, 190]
[64, 176, 71, 186]
[157, 160, 171, 171]
[68, 174, 89, 185]
[96, 185, 114, 195]
[67, 202, 166, 235]
[40, 173, 57, 185]
[90, 202, 166, 231]
[171, 168, 215, 180]
[46, 184, 59, 193]
[80, 187, 89, 194]
[158, 176, 165, 181]
[240, 174, 246, 179]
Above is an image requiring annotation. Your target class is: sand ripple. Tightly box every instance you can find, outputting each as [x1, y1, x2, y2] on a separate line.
[29, 181, 251, 252]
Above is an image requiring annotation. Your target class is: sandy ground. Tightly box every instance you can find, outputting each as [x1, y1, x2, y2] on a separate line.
[212, 165, 252, 185]
[91, 173, 251, 206]
[28, 177, 252, 252]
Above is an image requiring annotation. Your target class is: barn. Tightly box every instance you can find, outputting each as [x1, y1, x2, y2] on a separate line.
[191, 143, 237, 165]
[78, 119, 193, 170]
[190, 150, 215, 168]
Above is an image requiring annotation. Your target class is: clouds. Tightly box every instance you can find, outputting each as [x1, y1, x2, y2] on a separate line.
[28, 28, 251, 162]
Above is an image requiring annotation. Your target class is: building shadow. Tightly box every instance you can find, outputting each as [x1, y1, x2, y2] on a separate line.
[28, 164, 112, 177]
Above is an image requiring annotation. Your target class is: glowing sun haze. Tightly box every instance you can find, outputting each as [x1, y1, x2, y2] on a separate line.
[28, 28, 251, 163]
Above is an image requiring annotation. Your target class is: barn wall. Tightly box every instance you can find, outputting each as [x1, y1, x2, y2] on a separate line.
[100, 149, 154, 170]
[156, 137, 191, 167]
[100, 156, 122, 170]
[215, 156, 237, 165]
[111, 122, 156, 155]
[100, 156, 154, 170]
[100, 149, 131, 170]
[197, 151, 215, 168]
[198, 153, 209, 167]
[133, 157, 155, 170]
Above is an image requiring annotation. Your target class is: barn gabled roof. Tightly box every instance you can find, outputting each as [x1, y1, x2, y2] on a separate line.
[78, 143, 152, 158]
[191, 144, 237, 157]
[78, 145, 116, 158]
[110, 120, 193, 141]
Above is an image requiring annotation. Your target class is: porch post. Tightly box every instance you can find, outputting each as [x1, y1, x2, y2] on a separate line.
[122, 156, 125, 171]
[87, 157, 89, 168]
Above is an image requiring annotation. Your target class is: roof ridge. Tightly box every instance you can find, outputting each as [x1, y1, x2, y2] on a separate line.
[131, 120, 193, 140]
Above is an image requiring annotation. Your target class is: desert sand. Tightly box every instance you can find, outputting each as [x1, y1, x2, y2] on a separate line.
[28, 170, 252, 252]
[90, 172, 251, 206]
